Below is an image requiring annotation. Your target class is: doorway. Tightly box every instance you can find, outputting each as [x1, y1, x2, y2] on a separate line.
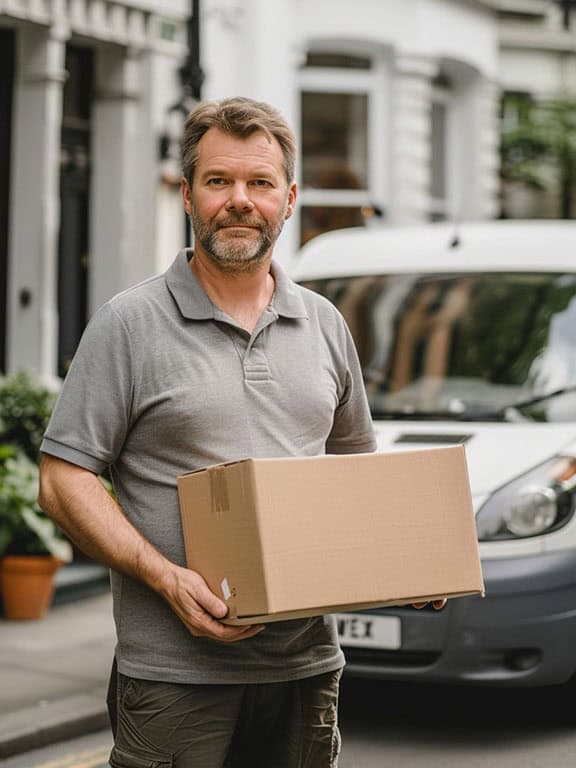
[58, 45, 94, 377]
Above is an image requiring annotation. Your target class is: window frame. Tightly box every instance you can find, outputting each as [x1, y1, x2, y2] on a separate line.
[297, 45, 390, 243]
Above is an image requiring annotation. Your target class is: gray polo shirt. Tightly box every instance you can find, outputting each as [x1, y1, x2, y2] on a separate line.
[41, 250, 376, 684]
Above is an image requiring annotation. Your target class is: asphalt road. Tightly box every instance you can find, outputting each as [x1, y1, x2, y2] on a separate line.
[3, 678, 575, 768]
[338, 677, 575, 767]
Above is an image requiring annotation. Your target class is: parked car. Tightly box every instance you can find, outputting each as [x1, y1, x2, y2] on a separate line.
[290, 219, 576, 704]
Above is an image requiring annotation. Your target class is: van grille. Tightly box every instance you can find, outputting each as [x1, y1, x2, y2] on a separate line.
[394, 433, 472, 445]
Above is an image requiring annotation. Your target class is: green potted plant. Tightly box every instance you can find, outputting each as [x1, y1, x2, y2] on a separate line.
[0, 443, 72, 619]
[0, 372, 73, 620]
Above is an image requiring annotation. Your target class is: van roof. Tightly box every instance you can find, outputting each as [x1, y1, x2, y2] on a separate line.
[290, 220, 576, 280]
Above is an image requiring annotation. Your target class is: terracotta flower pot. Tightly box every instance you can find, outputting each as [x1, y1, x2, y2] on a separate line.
[0, 555, 63, 620]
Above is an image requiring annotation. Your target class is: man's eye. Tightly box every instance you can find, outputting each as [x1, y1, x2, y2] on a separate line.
[251, 179, 271, 187]
[208, 178, 227, 185]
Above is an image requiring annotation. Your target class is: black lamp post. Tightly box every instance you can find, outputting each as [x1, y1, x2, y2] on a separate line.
[159, 0, 205, 162]
[158, 0, 205, 245]
[182, 0, 205, 102]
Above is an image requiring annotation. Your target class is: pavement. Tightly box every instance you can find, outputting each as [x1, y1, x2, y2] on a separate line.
[0, 564, 115, 759]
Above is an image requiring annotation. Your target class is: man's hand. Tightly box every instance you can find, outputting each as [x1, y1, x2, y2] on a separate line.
[161, 565, 265, 642]
[412, 599, 447, 610]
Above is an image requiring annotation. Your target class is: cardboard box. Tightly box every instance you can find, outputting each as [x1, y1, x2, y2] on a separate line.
[177, 446, 484, 625]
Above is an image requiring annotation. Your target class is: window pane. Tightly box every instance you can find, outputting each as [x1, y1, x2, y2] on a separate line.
[302, 92, 368, 189]
[300, 205, 366, 245]
[304, 52, 372, 69]
[430, 101, 446, 200]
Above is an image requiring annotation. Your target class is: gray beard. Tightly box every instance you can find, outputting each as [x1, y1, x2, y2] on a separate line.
[189, 206, 287, 274]
[201, 229, 273, 272]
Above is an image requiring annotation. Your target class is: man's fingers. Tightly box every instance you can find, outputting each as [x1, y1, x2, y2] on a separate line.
[189, 614, 266, 642]
[190, 575, 229, 619]
[166, 567, 267, 641]
[412, 599, 448, 610]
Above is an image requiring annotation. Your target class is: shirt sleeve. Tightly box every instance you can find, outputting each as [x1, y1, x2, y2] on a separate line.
[325, 318, 377, 455]
[40, 301, 134, 475]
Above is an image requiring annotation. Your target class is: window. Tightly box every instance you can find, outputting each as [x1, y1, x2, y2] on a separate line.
[430, 102, 447, 202]
[301, 92, 368, 190]
[429, 74, 453, 221]
[298, 48, 388, 245]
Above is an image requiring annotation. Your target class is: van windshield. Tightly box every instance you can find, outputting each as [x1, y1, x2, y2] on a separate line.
[300, 272, 576, 423]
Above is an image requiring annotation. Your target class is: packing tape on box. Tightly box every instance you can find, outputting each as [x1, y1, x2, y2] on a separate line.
[210, 466, 230, 518]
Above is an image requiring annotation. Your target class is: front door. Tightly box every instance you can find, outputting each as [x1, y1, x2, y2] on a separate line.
[58, 45, 94, 377]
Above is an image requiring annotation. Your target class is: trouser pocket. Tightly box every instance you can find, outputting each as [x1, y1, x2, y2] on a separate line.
[109, 745, 173, 768]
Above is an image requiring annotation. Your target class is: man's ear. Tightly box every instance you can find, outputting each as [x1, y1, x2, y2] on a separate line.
[181, 177, 192, 215]
[285, 182, 297, 220]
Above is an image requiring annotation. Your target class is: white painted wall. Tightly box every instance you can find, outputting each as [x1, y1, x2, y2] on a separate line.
[292, 0, 498, 77]
[200, 0, 299, 264]
[499, 47, 576, 96]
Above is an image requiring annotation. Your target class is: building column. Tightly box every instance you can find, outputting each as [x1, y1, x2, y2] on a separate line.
[90, 46, 151, 313]
[471, 77, 501, 220]
[8, 24, 68, 381]
[389, 53, 437, 225]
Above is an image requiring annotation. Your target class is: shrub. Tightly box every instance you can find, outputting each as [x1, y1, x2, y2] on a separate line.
[0, 372, 72, 561]
[0, 443, 72, 560]
[0, 372, 58, 462]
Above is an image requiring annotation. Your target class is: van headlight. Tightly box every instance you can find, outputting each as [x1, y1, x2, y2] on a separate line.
[476, 457, 576, 541]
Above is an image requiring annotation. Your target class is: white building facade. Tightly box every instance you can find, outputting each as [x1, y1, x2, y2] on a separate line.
[0, 0, 190, 379]
[0, 0, 573, 380]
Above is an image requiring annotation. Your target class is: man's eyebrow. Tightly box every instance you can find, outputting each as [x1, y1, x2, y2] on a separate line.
[199, 167, 227, 177]
[200, 166, 278, 179]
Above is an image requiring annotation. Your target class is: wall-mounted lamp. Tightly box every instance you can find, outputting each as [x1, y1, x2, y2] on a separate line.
[158, 0, 205, 162]
[158, 98, 191, 163]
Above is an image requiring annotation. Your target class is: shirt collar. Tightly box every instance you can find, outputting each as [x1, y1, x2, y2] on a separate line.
[164, 249, 309, 321]
[164, 249, 215, 320]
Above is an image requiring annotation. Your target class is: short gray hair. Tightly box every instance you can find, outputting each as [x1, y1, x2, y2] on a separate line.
[181, 96, 296, 185]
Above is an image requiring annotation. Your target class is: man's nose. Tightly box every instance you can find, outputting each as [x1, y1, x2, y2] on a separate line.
[225, 182, 254, 211]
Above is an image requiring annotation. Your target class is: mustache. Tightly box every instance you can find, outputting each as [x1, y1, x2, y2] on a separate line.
[215, 214, 264, 228]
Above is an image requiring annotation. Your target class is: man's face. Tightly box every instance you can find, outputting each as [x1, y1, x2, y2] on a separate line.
[182, 128, 297, 273]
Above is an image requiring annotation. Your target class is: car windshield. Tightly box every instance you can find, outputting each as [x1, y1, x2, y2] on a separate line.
[299, 272, 576, 423]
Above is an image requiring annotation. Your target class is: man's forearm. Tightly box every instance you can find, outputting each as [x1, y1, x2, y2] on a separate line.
[37, 454, 260, 641]
[37, 454, 175, 596]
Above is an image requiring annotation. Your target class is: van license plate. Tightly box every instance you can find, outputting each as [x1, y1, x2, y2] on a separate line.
[336, 613, 401, 649]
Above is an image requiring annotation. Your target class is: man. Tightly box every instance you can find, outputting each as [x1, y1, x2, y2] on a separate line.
[38, 97, 443, 768]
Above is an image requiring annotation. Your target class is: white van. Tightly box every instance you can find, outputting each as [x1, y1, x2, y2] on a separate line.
[290, 220, 576, 702]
